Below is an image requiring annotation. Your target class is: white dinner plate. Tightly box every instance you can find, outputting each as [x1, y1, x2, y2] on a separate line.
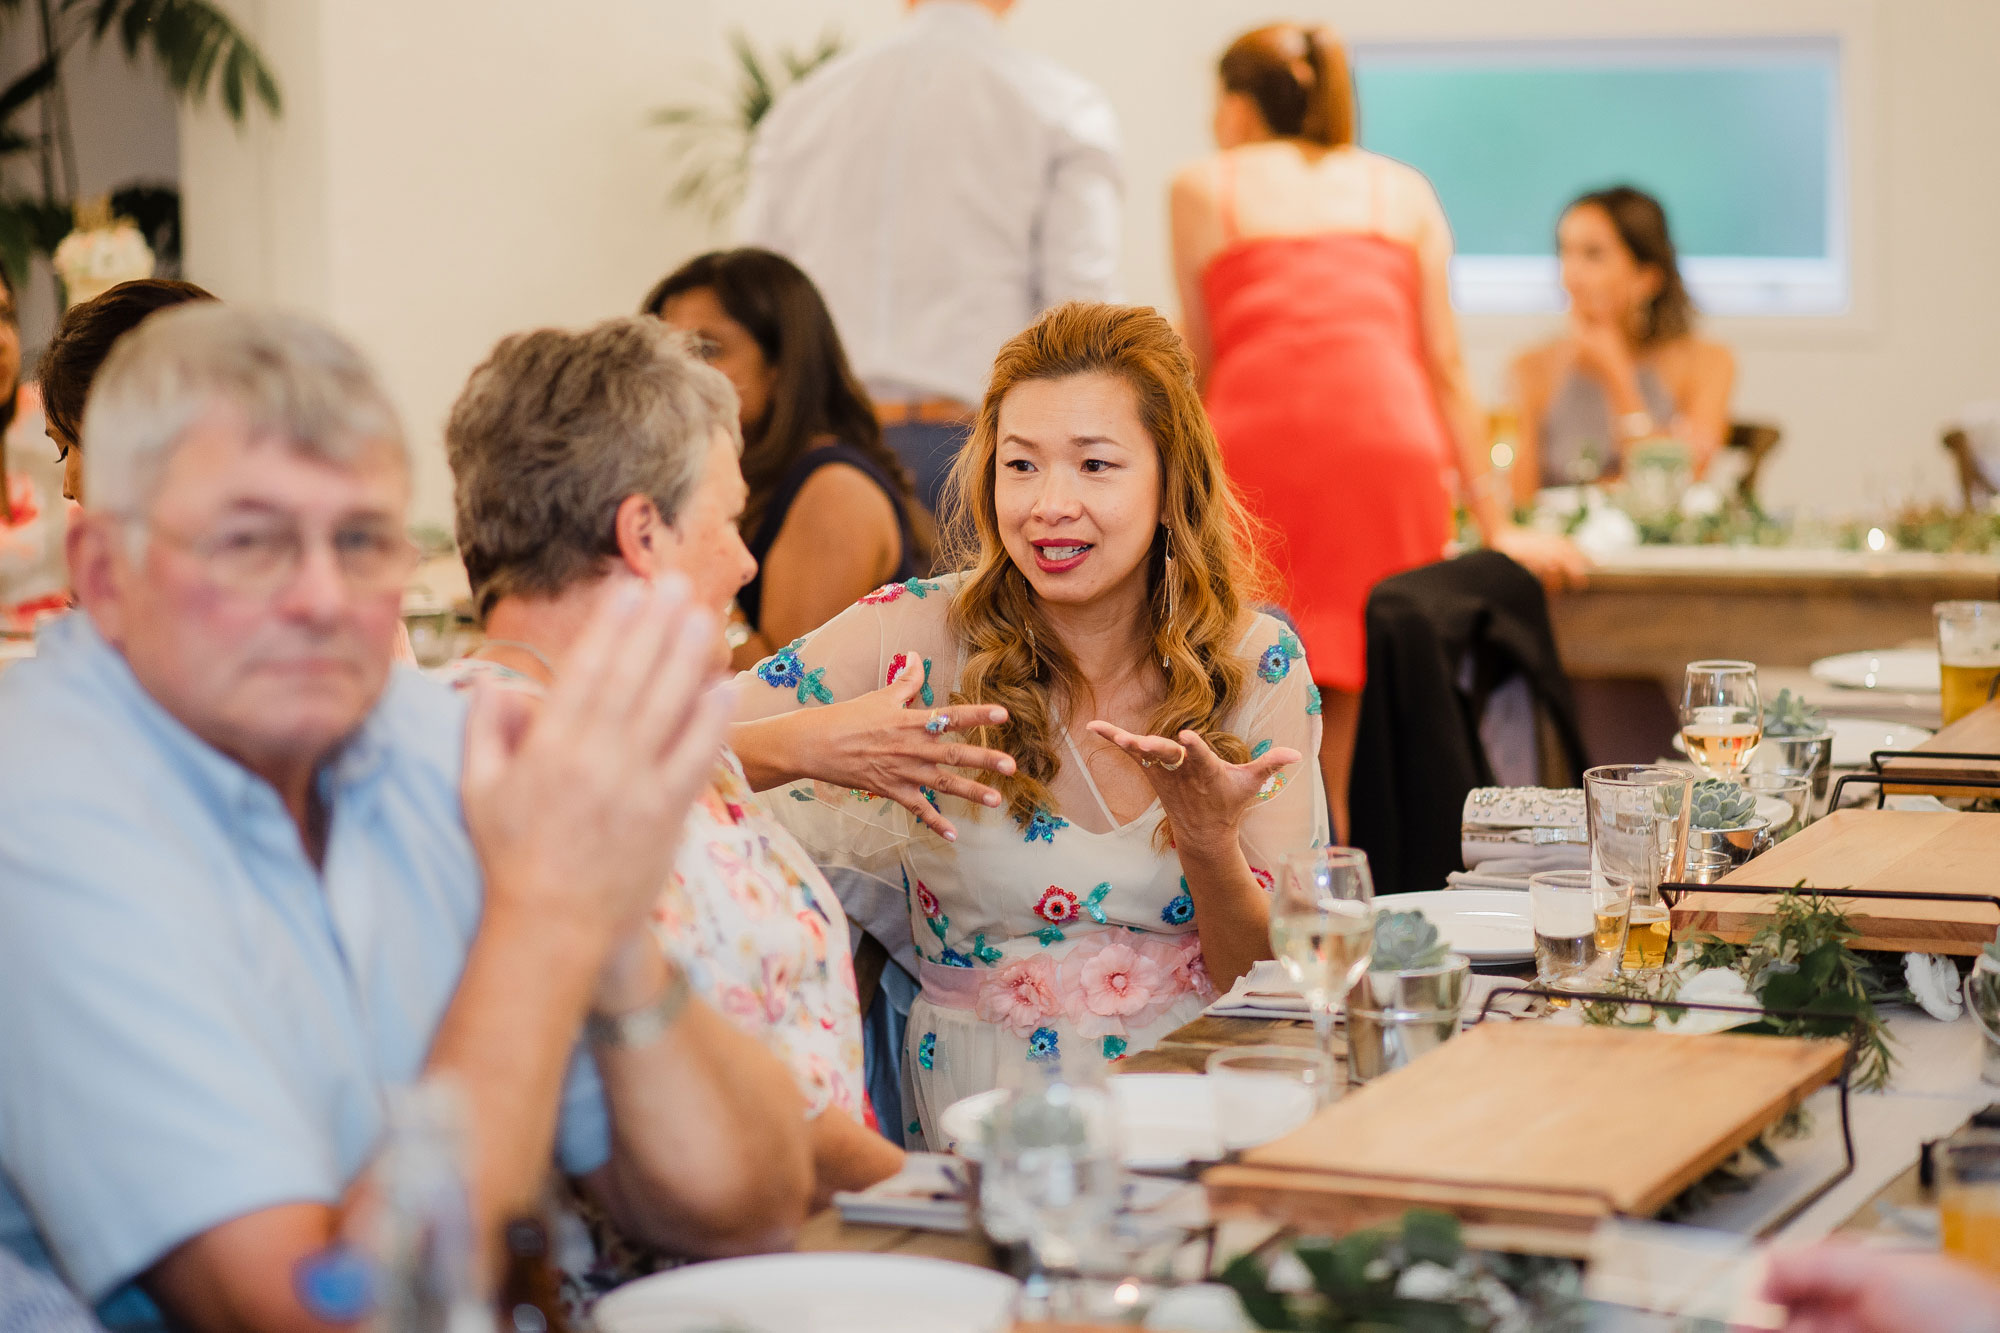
[937, 1072, 1223, 1170]
[593, 1252, 1020, 1333]
[1384, 889, 1536, 964]
[1810, 649, 1940, 694]
[1828, 716, 1935, 767]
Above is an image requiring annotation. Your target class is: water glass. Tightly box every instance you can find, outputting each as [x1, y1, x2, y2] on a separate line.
[1683, 848, 1733, 885]
[1940, 1129, 2000, 1273]
[1206, 1046, 1336, 1150]
[1680, 660, 1763, 778]
[1584, 764, 1692, 905]
[1529, 870, 1633, 993]
[1741, 772, 1811, 840]
[980, 1067, 1122, 1267]
[1271, 849, 1375, 1051]
[1936, 601, 2000, 726]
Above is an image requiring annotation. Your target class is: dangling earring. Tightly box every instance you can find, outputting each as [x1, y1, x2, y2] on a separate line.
[1159, 526, 1176, 672]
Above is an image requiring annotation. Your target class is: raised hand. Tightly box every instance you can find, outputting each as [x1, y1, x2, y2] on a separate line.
[1083, 720, 1299, 844]
[788, 663, 1016, 842]
[462, 576, 734, 957]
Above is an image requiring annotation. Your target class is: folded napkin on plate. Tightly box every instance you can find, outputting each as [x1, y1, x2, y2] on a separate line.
[1205, 964, 1540, 1023]
[1446, 845, 1590, 891]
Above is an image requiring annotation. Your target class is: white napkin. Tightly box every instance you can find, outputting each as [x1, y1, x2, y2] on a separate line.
[1205, 959, 1326, 1020]
[1447, 846, 1590, 892]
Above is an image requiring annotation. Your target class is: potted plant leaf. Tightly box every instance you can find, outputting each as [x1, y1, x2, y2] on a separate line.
[1754, 689, 1832, 810]
[1347, 913, 1469, 1083]
[1687, 778, 1769, 870]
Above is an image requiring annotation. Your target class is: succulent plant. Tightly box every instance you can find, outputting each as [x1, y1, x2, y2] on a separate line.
[1763, 688, 1827, 738]
[1690, 778, 1759, 830]
[1371, 911, 1448, 971]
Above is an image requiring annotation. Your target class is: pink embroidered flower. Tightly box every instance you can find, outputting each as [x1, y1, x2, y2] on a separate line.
[916, 881, 942, 918]
[1057, 934, 1176, 1037]
[885, 652, 913, 688]
[859, 583, 905, 605]
[794, 908, 827, 958]
[975, 955, 1062, 1038]
[718, 985, 762, 1026]
[1035, 885, 1081, 925]
[1250, 866, 1274, 893]
[1166, 933, 1215, 1001]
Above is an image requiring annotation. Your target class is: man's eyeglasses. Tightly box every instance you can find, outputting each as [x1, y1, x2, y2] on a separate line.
[132, 517, 420, 598]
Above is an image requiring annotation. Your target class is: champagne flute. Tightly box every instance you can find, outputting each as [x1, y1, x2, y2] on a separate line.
[1680, 660, 1763, 779]
[1271, 848, 1376, 1051]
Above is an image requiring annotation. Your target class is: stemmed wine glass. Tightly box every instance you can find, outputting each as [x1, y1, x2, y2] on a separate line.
[1271, 848, 1376, 1051]
[1680, 660, 1763, 779]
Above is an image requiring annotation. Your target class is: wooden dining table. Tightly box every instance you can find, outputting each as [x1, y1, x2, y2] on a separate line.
[1550, 546, 2000, 703]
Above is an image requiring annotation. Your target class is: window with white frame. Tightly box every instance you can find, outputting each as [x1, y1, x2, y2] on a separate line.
[1352, 36, 1846, 317]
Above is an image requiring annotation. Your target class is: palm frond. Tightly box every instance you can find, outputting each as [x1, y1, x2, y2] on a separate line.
[63, 0, 281, 120]
[0, 197, 35, 290]
[0, 56, 56, 126]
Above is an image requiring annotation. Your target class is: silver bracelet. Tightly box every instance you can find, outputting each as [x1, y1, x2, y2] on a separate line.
[585, 964, 692, 1049]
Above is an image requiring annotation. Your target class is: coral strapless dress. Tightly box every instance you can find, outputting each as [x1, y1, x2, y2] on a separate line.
[1203, 232, 1454, 693]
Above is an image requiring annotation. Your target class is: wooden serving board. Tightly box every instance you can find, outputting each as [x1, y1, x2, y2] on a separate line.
[1669, 809, 2000, 955]
[1879, 700, 2000, 798]
[1203, 1023, 1845, 1246]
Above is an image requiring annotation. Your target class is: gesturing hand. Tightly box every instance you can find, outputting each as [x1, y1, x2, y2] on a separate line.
[1763, 1244, 2000, 1333]
[462, 577, 734, 959]
[1083, 721, 1300, 842]
[799, 663, 1016, 842]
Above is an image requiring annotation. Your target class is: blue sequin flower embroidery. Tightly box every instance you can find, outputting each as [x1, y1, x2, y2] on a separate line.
[1027, 1028, 1060, 1062]
[1258, 630, 1306, 684]
[918, 1032, 936, 1071]
[1101, 1035, 1128, 1060]
[1161, 893, 1194, 926]
[1021, 808, 1070, 844]
[754, 644, 804, 691]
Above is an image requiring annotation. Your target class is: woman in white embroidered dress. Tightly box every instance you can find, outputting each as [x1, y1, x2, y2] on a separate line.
[735, 302, 1327, 1144]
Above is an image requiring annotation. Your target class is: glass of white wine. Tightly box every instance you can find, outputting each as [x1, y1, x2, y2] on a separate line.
[1271, 848, 1376, 1051]
[1680, 660, 1763, 779]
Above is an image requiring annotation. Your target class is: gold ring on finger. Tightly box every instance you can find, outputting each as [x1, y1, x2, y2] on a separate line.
[1158, 752, 1185, 772]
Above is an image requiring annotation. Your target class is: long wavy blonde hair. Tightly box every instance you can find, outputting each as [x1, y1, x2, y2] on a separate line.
[939, 302, 1275, 828]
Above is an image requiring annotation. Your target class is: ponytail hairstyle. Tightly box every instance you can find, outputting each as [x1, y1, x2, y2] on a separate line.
[1218, 22, 1356, 148]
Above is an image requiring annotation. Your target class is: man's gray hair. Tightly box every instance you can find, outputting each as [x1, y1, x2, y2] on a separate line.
[82, 304, 407, 516]
[445, 316, 741, 620]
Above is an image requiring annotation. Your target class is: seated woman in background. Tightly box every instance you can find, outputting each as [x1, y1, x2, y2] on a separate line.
[0, 266, 65, 626]
[1509, 185, 1735, 498]
[643, 249, 925, 670]
[436, 316, 903, 1229]
[41, 278, 215, 503]
[735, 302, 1326, 1145]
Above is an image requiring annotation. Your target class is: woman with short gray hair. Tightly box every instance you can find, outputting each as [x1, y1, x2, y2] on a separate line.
[437, 317, 903, 1283]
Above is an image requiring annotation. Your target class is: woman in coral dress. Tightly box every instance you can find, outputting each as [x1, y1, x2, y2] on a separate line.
[1171, 23, 1584, 838]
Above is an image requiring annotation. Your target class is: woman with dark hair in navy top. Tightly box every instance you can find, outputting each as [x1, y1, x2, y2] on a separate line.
[645, 248, 925, 670]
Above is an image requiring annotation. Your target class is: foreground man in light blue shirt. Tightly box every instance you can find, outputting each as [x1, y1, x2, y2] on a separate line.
[0, 306, 812, 1329]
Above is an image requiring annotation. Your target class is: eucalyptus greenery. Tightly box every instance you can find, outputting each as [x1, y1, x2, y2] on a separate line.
[651, 28, 842, 222]
[0, 0, 281, 287]
[1221, 1210, 1585, 1332]
[1684, 891, 1901, 1092]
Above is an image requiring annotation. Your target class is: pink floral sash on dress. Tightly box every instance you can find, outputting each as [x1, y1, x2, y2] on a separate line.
[918, 931, 1213, 1040]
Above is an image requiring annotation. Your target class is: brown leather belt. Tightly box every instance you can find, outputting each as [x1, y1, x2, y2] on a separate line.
[876, 397, 974, 427]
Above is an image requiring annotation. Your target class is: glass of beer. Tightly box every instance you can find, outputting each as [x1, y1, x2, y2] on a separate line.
[1940, 1129, 2000, 1273]
[1680, 660, 1763, 778]
[1529, 870, 1633, 997]
[1936, 601, 2000, 726]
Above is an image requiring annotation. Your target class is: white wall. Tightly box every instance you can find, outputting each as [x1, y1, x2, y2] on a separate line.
[182, 0, 2000, 526]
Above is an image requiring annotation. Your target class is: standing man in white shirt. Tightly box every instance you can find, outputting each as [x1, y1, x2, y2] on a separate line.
[740, 0, 1123, 519]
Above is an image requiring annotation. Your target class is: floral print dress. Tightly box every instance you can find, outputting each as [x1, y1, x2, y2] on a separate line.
[434, 656, 866, 1117]
[738, 574, 1328, 1146]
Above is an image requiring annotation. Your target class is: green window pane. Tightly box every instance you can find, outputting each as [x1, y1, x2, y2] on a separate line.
[1353, 43, 1836, 259]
